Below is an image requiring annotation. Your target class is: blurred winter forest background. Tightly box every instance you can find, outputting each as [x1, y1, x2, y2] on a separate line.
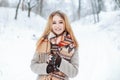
[0, 0, 120, 80]
[1, 0, 120, 22]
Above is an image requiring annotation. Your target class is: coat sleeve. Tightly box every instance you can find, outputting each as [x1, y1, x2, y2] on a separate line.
[59, 50, 79, 78]
[30, 53, 48, 75]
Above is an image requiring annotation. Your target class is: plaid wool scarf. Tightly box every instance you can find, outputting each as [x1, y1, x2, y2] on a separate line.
[48, 31, 75, 61]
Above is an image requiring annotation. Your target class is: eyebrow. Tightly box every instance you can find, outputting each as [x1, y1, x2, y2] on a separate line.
[59, 20, 64, 21]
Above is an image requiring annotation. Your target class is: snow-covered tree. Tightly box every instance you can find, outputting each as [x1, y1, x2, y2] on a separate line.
[15, 0, 21, 19]
[115, 0, 120, 8]
[26, 0, 39, 17]
[77, 0, 81, 19]
[32, 0, 43, 16]
[90, 0, 100, 23]
[0, 0, 9, 7]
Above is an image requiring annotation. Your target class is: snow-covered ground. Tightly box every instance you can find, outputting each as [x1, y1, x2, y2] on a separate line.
[0, 7, 120, 80]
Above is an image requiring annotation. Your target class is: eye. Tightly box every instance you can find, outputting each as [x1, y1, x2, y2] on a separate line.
[59, 21, 63, 24]
[52, 21, 56, 24]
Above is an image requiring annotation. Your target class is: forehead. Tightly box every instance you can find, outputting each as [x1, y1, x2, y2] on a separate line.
[52, 14, 64, 20]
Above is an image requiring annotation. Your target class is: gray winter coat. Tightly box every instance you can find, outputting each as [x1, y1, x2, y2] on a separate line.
[30, 50, 79, 80]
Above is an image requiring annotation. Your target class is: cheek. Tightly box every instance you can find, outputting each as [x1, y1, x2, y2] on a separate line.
[52, 25, 55, 30]
[51, 26, 56, 32]
[61, 24, 65, 30]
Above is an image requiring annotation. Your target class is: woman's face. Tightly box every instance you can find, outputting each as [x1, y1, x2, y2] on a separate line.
[51, 14, 65, 35]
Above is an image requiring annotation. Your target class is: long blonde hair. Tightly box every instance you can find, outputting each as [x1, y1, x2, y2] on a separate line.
[36, 10, 78, 52]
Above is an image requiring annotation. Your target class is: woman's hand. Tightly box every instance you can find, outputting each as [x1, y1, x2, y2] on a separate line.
[46, 54, 61, 73]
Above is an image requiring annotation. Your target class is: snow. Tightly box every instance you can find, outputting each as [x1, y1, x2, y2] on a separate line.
[0, 7, 120, 80]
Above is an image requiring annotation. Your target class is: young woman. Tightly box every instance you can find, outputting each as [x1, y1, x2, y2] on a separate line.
[30, 10, 79, 80]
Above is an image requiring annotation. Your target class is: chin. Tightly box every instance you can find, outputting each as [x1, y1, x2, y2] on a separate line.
[57, 32, 62, 35]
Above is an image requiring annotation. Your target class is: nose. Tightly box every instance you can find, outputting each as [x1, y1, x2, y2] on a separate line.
[55, 23, 60, 28]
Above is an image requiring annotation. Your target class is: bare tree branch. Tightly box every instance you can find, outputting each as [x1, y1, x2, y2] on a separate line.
[15, 0, 21, 20]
